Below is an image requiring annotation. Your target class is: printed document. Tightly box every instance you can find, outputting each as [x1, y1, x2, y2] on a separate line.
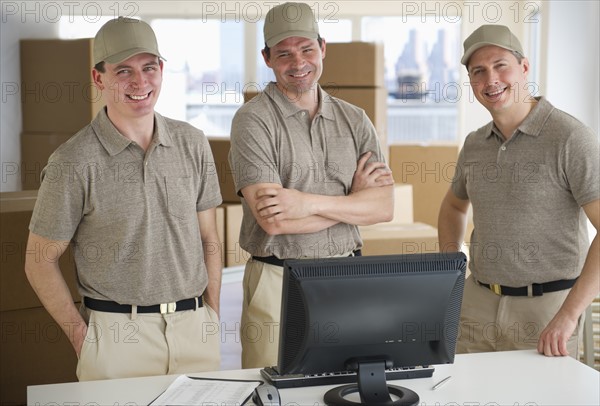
[149, 375, 261, 405]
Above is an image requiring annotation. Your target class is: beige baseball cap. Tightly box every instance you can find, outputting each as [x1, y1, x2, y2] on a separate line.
[93, 17, 165, 65]
[264, 2, 319, 47]
[461, 24, 524, 66]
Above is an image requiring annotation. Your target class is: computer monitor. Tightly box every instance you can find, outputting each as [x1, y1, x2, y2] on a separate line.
[278, 252, 467, 406]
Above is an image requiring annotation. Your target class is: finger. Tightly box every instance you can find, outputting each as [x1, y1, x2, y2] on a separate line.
[255, 188, 278, 199]
[258, 206, 279, 218]
[363, 161, 389, 175]
[356, 151, 373, 171]
[256, 197, 278, 212]
[558, 337, 569, 356]
[375, 175, 395, 186]
[549, 336, 561, 356]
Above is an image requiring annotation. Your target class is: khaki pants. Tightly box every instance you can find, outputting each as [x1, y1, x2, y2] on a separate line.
[77, 301, 221, 381]
[240, 259, 283, 369]
[457, 275, 583, 356]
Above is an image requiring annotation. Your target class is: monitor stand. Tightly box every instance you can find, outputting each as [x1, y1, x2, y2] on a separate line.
[323, 360, 419, 406]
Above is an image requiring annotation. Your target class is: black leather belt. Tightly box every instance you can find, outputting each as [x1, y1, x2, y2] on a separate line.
[253, 250, 362, 267]
[476, 278, 577, 297]
[84, 296, 203, 314]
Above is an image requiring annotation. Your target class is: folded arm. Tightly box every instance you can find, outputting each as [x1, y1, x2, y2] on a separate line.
[242, 153, 394, 236]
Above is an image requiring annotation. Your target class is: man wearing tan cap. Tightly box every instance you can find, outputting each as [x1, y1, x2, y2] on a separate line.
[25, 17, 223, 380]
[229, 2, 395, 368]
[438, 24, 599, 357]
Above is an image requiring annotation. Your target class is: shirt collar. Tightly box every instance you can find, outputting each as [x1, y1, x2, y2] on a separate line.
[486, 96, 553, 140]
[91, 108, 173, 156]
[264, 82, 334, 120]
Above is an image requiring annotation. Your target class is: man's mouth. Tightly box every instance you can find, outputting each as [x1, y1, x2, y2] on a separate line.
[485, 87, 506, 98]
[127, 92, 151, 101]
[289, 71, 310, 79]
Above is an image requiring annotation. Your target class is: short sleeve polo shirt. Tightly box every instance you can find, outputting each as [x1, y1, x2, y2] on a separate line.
[229, 82, 385, 259]
[30, 109, 222, 305]
[452, 97, 600, 286]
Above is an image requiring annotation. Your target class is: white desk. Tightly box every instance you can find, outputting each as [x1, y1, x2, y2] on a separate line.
[28, 350, 599, 405]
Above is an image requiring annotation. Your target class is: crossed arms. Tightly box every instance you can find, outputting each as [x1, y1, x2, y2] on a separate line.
[241, 151, 395, 236]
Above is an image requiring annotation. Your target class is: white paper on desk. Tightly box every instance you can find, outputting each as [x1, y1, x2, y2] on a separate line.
[149, 375, 261, 406]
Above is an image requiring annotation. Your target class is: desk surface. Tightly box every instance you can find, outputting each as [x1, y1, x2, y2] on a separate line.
[28, 350, 599, 405]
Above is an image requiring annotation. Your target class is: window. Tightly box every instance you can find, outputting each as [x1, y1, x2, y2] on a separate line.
[362, 17, 461, 143]
[152, 19, 244, 137]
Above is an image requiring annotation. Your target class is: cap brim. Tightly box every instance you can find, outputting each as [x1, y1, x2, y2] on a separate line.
[266, 31, 318, 48]
[100, 47, 165, 65]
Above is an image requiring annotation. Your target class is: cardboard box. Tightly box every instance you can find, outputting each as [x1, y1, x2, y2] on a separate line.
[359, 222, 439, 256]
[389, 143, 460, 227]
[0, 191, 80, 312]
[220, 203, 250, 267]
[208, 137, 240, 203]
[320, 42, 385, 88]
[0, 306, 79, 405]
[20, 132, 73, 190]
[324, 86, 387, 137]
[20, 39, 103, 133]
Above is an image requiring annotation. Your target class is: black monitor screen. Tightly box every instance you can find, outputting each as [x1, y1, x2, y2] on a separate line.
[278, 252, 467, 405]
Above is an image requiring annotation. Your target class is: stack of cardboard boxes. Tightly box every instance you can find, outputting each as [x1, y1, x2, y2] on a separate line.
[319, 42, 388, 158]
[0, 191, 80, 404]
[389, 143, 460, 227]
[20, 39, 103, 190]
[2, 38, 102, 404]
[208, 138, 250, 268]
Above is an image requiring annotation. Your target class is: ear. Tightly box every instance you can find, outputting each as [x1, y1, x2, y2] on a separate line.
[159, 59, 165, 75]
[92, 68, 104, 91]
[521, 57, 530, 78]
[320, 37, 327, 60]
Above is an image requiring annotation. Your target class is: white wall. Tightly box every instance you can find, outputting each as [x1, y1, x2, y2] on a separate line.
[544, 0, 599, 134]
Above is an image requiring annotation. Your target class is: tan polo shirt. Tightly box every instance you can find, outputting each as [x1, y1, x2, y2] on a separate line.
[452, 97, 599, 287]
[30, 109, 222, 305]
[229, 82, 386, 259]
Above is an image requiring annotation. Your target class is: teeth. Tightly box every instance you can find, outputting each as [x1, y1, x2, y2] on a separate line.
[486, 88, 504, 97]
[128, 93, 149, 100]
[291, 72, 309, 78]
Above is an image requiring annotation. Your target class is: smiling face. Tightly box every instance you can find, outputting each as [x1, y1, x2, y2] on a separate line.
[263, 36, 326, 99]
[93, 53, 163, 122]
[467, 45, 530, 117]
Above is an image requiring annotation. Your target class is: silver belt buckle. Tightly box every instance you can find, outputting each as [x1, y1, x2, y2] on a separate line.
[160, 302, 177, 314]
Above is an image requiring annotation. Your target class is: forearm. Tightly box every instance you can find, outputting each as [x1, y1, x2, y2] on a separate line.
[198, 209, 223, 316]
[308, 185, 394, 226]
[24, 261, 85, 352]
[438, 192, 469, 253]
[556, 235, 599, 321]
[262, 214, 339, 236]
[203, 249, 222, 316]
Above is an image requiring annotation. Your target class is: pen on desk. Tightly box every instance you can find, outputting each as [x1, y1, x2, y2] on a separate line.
[432, 375, 452, 390]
